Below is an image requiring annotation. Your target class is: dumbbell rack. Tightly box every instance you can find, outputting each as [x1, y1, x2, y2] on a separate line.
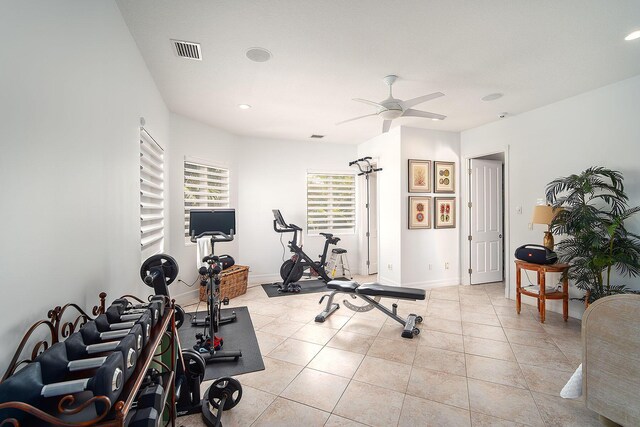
[0, 292, 183, 426]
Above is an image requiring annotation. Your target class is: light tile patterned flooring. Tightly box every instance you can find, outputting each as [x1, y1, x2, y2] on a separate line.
[178, 278, 598, 427]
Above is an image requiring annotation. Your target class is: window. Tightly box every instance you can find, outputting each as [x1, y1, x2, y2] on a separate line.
[307, 172, 356, 235]
[184, 159, 230, 241]
[139, 128, 165, 257]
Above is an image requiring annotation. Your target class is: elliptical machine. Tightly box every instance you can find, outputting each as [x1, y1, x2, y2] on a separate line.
[272, 209, 340, 293]
[189, 209, 242, 363]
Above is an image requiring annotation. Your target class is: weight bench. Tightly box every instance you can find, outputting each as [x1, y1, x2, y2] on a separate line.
[315, 280, 426, 338]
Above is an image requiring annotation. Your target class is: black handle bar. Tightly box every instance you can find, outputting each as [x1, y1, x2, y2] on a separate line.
[348, 156, 372, 166]
[273, 219, 302, 233]
[190, 231, 234, 243]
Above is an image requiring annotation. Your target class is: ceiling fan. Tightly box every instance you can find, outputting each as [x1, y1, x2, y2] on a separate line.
[337, 75, 446, 133]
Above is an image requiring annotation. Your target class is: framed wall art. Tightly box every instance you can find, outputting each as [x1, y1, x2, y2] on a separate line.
[434, 161, 455, 193]
[408, 159, 431, 193]
[409, 196, 431, 229]
[434, 197, 455, 228]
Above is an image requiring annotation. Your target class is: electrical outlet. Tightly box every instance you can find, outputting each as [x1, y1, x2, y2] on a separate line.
[516, 206, 523, 214]
[445, 262, 450, 270]
[528, 223, 533, 230]
[388, 264, 393, 270]
[428, 264, 432, 270]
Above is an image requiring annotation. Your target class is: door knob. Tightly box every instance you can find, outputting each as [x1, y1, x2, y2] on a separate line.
[499, 234, 503, 238]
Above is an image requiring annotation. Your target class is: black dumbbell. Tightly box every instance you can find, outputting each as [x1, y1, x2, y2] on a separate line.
[106, 304, 159, 327]
[82, 319, 150, 350]
[129, 407, 160, 427]
[108, 297, 165, 325]
[36, 337, 137, 382]
[136, 383, 163, 411]
[94, 311, 152, 346]
[69, 321, 144, 356]
[0, 353, 125, 413]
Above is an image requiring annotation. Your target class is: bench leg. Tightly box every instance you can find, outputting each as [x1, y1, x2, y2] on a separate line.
[401, 314, 419, 339]
[315, 291, 340, 322]
[359, 295, 422, 339]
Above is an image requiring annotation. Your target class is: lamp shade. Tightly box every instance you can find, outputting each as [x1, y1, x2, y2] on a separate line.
[531, 205, 560, 225]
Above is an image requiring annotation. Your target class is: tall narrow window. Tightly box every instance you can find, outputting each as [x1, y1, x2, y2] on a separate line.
[184, 159, 230, 241]
[139, 128, 165, 257]
[307, 172, 356, 235]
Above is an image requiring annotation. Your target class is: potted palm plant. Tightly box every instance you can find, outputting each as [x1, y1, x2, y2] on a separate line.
[545, 167, 640, 304]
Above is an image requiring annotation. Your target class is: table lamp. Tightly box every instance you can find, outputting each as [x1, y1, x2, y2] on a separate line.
[531, 205, 560, 250]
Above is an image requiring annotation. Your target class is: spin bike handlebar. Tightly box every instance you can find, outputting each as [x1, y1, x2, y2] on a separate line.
[190, 230, 234, 243]
[273, 220, 302, 233]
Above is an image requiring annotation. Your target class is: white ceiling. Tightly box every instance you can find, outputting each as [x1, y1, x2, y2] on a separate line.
[116, 0, 640, 144]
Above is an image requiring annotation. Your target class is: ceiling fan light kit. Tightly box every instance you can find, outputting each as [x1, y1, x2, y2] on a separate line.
[338, 75, 447, 133]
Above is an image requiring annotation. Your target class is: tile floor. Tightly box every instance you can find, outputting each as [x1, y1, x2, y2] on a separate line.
[178, 278, 599, 427]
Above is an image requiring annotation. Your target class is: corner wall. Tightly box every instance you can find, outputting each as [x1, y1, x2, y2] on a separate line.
[461, 74, 640, 318]
[400, 127, 461, 287]
[0, 1, 170, 365]
[356, 126, 461, 287]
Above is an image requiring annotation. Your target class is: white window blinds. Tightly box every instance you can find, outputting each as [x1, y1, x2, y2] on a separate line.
[139, 129, 165, 257]
[184, 159, 230, 240]
[307, 172, 356, 234]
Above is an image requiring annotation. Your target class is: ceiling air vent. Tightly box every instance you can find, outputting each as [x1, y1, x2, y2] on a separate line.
[310, 134, 325, 139]
[171, 39, 202, 60]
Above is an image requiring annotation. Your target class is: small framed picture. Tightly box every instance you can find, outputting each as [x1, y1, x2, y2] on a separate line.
[408, 159, 431, 193]
[434, 161, 455, 193]
[434, 197, 455, 229]
[409, 196, 431, 229]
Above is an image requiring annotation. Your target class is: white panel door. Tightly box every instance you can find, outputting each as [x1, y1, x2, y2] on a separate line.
[470, 159, 503, 284]
[368, 172, 378, 275]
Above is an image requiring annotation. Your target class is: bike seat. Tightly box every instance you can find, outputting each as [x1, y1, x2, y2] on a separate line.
[319, 232, 334, 239]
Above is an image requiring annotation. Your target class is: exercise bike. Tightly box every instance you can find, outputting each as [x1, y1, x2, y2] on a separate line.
[190, 209, 242, 363]
[272, 209, 340, 293]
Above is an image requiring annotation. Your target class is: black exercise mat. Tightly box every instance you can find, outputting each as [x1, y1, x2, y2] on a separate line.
[261, 277, 348, 298]
[179, 306, 264, 380]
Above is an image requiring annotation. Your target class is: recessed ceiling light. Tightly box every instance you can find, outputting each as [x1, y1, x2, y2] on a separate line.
[625, 30, 640, 41]
[431, 118, 442, 121]
[246, 47, 272, 62]
[237, 104, 251, 109]
[482, 93, 503, 101]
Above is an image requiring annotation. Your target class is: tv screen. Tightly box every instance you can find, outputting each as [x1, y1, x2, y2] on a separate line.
[189, 209, 236, 237]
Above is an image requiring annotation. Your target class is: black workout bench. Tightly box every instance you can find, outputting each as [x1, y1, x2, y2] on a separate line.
[315, 280, 426, 338]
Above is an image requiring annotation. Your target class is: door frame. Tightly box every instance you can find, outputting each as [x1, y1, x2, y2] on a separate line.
[461, 147, 511, 299]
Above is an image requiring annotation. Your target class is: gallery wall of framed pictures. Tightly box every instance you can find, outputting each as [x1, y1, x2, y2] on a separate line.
[407, 158, 456, 229]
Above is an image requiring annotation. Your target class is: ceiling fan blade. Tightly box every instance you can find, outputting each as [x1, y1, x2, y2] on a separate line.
[353, 98, 386, 109]
[402, 108, 446, 121]
[336, 113, 378, 126]
[382, 120, 392, 133]
[402, 92, 445, 109]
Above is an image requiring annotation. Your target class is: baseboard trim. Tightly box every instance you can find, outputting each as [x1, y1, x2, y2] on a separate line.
[400, 278, 462, 289]
[172, 288, 199, 306]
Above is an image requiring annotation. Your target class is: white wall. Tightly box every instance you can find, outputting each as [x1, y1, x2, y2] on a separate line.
[0, 1, 170, 365]
[461, 74, 640, 318]
[167, 115, 359, 293]
[400, 127, 461, 287]
[357, 129, 403, 284]
[168, 114, 239, 302]
[237, 137, 359, 284]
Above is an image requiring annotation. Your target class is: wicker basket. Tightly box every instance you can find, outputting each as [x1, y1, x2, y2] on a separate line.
[199, 264, 249, 302]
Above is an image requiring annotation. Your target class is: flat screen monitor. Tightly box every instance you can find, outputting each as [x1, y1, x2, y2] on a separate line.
[189, 209, 236, 237]
[272, 209, 287, 227]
